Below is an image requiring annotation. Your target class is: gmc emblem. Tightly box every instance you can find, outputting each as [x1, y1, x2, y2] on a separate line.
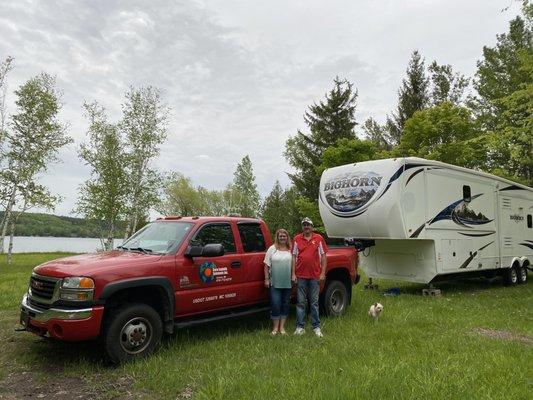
[31, 280, 44, 290]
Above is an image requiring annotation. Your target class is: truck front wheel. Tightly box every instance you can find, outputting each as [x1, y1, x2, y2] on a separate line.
[321, 280, 348, 317]
[103, 303, 162, 364]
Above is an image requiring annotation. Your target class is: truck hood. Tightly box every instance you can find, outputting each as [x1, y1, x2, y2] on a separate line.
[34, 251, 163, 278]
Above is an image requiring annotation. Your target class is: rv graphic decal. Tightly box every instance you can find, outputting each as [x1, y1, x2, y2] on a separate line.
[322, 171, 383, 216]
[410, 193, 493, 238]
[459, 241, 494, 269]
[519, 240, 533, 250]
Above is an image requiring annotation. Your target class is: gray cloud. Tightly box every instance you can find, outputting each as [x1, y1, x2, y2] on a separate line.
[0, 0, 523, 216]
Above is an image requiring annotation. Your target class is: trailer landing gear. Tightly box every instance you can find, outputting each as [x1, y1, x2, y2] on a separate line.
[422, 284, 441, 297]
[364, 278, 379, 290]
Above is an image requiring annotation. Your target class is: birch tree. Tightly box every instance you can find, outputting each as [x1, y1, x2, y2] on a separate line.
[76, 102, 128, 250]
[121, 86, 169, 238]
[0, 73, 71, 254]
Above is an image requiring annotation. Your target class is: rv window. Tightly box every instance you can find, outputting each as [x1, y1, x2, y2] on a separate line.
[463, 185, 471, 202]
[528, 214, 532, 229]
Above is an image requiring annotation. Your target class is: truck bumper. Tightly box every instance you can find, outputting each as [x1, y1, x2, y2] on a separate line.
[20, 294, 104, 341]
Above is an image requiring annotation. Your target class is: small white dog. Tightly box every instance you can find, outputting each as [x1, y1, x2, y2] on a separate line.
[368, 302, 383, 321]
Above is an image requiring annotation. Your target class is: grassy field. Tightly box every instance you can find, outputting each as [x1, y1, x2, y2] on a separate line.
[0, 253, 531, 399]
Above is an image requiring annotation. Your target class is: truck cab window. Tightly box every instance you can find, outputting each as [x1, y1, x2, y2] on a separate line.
[238, 223, 266, 252]
[193, 224, 236, 253]
[463, 185, 471, 202]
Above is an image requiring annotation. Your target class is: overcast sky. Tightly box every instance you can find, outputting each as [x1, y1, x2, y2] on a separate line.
[0, 0, 523, 217]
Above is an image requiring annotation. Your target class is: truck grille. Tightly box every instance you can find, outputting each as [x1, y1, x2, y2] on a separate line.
[29, 275, 58, 300]
[28, 297, 52, 311]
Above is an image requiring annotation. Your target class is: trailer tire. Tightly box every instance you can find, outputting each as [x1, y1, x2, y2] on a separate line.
[321, 280, 348, 317]
[517, 265, 528, 284]
[103, 303, 162, 364]
[503, 266, 519, 286]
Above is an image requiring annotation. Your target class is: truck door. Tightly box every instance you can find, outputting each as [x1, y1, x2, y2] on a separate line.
[236, 222, 270, 304]
[175, 222, 245, 316]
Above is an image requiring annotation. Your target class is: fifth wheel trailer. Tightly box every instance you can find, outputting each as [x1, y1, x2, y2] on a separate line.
[319, 157, 533, 284]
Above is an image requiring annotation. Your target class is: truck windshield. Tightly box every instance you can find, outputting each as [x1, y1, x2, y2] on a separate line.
[119, 221, 193, 255]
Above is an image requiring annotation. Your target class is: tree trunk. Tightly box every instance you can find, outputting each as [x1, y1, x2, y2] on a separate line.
[7, 217, 15, 265]
[106, 221, 115, 251]
[131, 214, 139, 235]
[123, 218, 131, 240]
[0, 187, 17, 254]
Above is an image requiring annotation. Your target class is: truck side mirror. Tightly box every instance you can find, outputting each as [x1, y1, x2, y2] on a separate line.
[184, 245, 203, 258]
[184, 243, 225, 258]
[201, 243, 225, 257]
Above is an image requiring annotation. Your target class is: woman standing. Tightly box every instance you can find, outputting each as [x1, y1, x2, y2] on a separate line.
[263, 229, 293, 336]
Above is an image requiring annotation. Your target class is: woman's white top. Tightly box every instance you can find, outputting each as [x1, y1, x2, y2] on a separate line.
[263, 244, 292, 289]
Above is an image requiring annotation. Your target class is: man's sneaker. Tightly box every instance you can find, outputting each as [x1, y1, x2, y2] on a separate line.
[313, 328, 323, 338]
[294, 327, 305, 336]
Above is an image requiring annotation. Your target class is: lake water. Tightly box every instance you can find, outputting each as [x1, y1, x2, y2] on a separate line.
[2, 236, 124, 253]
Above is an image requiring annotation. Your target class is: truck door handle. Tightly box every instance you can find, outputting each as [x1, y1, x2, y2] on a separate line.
[230, 261, 241, 268]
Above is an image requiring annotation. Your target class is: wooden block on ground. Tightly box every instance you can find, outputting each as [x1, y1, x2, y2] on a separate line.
[422, 288, 442, 297]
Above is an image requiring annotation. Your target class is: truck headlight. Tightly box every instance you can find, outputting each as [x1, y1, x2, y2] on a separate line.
[60, 277, 95, 301]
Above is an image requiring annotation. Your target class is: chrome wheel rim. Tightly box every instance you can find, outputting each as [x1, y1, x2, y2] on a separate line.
[120, 317, 152, 354]
[511, 269, 518, 284]
[520, 267, 527, 281]
[330, 288, 345, 314]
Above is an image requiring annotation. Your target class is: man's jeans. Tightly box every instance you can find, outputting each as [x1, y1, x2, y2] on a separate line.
[296, 278, 320, 329]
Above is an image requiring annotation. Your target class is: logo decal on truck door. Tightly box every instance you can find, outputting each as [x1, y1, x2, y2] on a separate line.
[199, 261, 232, 284]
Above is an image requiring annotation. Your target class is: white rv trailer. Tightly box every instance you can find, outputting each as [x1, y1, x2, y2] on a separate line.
[319, 157, 533, 284]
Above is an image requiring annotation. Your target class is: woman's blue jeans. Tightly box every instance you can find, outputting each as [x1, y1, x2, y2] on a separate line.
[296, 278, 320, 329]
[270, 287, 291, 319]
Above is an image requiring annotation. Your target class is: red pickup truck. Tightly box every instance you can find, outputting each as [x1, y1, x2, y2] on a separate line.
[20, 217, 358, 363]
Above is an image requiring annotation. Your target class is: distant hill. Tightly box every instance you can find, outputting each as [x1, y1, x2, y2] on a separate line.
[0, 212, 127, 238]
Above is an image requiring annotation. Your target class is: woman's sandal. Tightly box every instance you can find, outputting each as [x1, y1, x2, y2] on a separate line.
[270, 330, 278, 336]
[279, 330, 287, 335]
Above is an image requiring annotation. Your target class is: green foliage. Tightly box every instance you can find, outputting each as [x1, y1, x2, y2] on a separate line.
[284, 77, 358, 200]
[159, 172, 214, 216]
[261, 181, 302, 237]
[120, 86, 169, 236]
[386, 50, 430, 144]
[396, 102, 484, 168]
[76, 102, 129, 249]
[428, 61, 470, 106]
[319, 138, 379, 174]
[231, 155, 261, 217]
[0, 211, 126, 237]
[472, 12, 532, 129]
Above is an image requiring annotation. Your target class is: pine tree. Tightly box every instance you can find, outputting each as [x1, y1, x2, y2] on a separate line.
[261, 181, 285, 234]
[284, 77, 358, 200]
[232, 155, 260, 217]
[386, 50, 429, 144]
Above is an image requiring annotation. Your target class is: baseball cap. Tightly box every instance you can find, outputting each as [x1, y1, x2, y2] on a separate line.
[301, 217, 313, 226]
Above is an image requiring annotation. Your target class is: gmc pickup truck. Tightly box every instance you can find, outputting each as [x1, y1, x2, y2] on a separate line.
[19, 217, 358, 363]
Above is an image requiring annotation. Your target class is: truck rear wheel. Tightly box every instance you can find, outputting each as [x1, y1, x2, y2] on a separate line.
[321, 280, 348, 317]
[517, 265, 528, 284]
[503, 266, 519, 286]
[103, 303, 162, 364]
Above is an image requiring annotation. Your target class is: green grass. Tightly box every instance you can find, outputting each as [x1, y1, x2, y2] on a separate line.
[0, 253, 532, 399]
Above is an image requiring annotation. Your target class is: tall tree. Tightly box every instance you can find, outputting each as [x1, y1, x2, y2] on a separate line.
[362, 117, 392, 151]
[386, 50, 429, 144]
[158, 172, 212, 216]
[76, 102, 128, 250]
[428, 61, 469, 106]
[395, 102, 484, 168]
[284, 77, 358, 200]
[472, 10, 532, 129]
[0, 56, 13, 146]
[121, 86, 169, 238]
[0, 73, 71, 254]
[231, 155, 261, 217]
[261, 181, 285, 234]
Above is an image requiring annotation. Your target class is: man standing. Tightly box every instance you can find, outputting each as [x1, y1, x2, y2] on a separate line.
[292, 217, 328, 337]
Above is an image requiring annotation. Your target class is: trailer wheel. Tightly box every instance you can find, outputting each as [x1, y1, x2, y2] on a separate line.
[503, 266, 519, 286]
[103, 303, 162, 364]
[321, 280, 348, 317]
[517, 265, 528, 284]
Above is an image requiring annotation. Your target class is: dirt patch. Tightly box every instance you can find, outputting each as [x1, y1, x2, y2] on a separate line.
[0, 370, 136, 400]
[473, 328, 533, 345]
